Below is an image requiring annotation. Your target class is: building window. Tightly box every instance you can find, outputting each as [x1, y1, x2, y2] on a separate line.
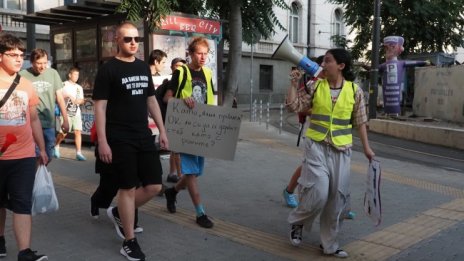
[289, 2, 300, 43]
[259, 65, 273, 91]
[333, 9, 343, 47]
[1, 0, 21, 9]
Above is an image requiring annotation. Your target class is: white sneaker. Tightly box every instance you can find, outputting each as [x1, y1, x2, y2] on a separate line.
[333, 249, 349, 258]
[289, 224, 303, 246]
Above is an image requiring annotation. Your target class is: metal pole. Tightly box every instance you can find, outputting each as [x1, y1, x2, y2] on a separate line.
[249, 34, 254, 122]
[266, 102, 270, 130]
[279, 104, 283, 134]
[259, 100, 263, 125]
[368, 0, 381, 119]
[26, 0, 35, 52]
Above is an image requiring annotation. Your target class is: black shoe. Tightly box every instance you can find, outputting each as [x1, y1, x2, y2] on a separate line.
[0, 236, 6, 257]
[166, 174, 179, 183]
[107, 207, 125, 240]
[90, 197, 99, 219]
[120, 238, 145, 261]
[164, 187, 177, 213]
[196, 214, 214, 228]
[17, 248, 47, 261]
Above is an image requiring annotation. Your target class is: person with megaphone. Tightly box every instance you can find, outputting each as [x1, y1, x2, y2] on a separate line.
[285, 48, 375, 258]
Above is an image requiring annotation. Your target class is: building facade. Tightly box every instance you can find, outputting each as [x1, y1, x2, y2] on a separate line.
[232, 0, 347, 105]
[0, 0, 67, 53]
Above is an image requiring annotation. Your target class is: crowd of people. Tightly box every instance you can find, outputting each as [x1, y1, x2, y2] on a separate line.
[0, 20, 374, 261]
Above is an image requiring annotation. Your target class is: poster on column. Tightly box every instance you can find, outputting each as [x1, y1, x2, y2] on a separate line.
[164, 99, 242, 160]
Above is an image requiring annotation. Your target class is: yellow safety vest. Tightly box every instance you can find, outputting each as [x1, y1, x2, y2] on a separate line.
[175, 65, 214, 105]
[306, 79, 357, 146]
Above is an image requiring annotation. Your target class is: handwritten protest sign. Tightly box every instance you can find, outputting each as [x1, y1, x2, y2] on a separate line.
[165, 99, 242, 160]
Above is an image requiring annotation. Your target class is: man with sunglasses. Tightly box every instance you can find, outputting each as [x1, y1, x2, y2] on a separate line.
[92, 21, 168, 261]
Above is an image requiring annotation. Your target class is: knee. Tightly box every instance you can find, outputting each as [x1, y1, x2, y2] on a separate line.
[144, 184, 162, 196]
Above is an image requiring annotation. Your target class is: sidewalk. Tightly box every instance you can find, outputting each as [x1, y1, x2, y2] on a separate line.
[2, 113, 464, 260]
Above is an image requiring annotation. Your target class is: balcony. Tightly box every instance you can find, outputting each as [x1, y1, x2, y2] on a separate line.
[0, 10, 26, 32]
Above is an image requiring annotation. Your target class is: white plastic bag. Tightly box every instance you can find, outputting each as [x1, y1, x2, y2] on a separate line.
[31, 165, 59, 215]
[363, 160, 382, 226]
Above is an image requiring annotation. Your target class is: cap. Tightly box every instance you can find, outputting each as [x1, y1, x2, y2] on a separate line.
[171, 57, 187, 66]
[384, 36, 404, 46]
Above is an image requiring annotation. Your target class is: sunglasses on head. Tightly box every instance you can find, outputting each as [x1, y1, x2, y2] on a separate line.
[122, 36, 142, 43]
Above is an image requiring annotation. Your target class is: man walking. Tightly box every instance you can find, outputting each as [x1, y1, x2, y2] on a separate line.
[92, 21, 168, 261]
[19, 48, 69, 162]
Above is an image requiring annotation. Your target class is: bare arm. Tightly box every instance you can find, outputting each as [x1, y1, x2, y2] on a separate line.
[30, 106, 48, 165]
[56, 88, 69, 132]
[147, 96, 169, 150]
[286, 70, 301, 107]
[94, 99, 112, 163]
[357, 123, 375, 162]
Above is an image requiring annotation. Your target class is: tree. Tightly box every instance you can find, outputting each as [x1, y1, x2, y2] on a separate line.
[328, 0, 464, 60]
[116, 0, 288, 107]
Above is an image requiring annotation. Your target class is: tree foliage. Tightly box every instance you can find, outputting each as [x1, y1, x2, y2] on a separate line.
[328, 0, 464, 60]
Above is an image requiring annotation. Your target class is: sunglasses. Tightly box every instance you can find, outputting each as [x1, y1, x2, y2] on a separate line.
[122, 36, 142, 43]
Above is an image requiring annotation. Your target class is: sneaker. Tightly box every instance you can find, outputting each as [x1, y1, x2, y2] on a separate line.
[76, 153, 86, 161]
[196, 214, 214, 228]
[0, 236, 6, 257]
[320, 244, 349, 258]
[166, 174, 179, 183]
[289, 224, 303, 246]
[345, 211, 356, 220]
[17, 248, 47, 261]
[90, 197, 99, 219]
[333, 249, 349, 258]
[164, 187, 177, 213]
[120, 238, 145, 261]
[134, 225, 143, 234]
[53, 147, 60, 159]
[283, 188, 298, 208]
[107, 207, 125, 240]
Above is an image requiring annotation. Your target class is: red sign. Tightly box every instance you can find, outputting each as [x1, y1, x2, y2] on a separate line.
[160, 16, 220, 35]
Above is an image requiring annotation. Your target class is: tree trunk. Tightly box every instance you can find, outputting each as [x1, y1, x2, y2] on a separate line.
[223, 0, 242, 107]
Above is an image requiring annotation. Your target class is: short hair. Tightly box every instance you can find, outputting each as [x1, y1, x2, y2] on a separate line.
[188, 37, 210, 54]
[30, 48, 48, 63]
[171, 57, 186, 66]
[148, 49, 167, 65]
[0, 33, 25, 54]
[116, 21, 138, 37]
[68, 67, 79, 74]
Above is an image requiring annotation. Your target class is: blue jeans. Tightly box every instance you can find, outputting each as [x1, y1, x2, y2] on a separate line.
[35, 128, 56, 161]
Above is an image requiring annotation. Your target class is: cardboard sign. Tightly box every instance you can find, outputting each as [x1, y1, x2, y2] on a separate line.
[165, 99, 242, 160]
[364, 160, 382, 226]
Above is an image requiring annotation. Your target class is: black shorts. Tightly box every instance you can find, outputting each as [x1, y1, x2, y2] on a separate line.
[0, 157, 36, 214]
[109, 136, 163, 189]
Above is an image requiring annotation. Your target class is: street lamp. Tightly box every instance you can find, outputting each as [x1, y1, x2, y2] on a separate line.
[368, 0, 381, 119]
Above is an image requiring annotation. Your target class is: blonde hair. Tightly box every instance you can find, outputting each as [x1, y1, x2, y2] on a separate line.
[188, 37, 209, 54]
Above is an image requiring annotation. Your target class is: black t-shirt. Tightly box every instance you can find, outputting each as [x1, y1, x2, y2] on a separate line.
[92, 57, 155, 140]
[168, 66, 208, 104]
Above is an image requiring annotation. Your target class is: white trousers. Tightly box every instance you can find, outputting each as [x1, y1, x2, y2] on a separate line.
[288, 138, 351, 254]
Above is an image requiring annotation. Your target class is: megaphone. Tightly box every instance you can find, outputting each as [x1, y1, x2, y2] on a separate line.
[272, 35, 322, 77]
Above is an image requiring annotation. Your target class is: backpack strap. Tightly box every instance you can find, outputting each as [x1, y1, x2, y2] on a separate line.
[0, 74, 20, 109]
